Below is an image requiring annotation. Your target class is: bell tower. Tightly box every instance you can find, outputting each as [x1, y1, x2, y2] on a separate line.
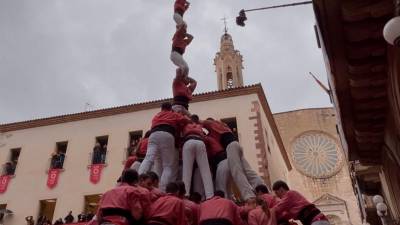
[214, 28, 244, 90]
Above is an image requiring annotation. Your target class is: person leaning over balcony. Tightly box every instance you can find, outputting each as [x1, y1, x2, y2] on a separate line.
[202, 118, 264, 202]
[138, 102, 191, 192]
[272, 181, 330, 225]
[172, 69, 197, 116]
[96, 169, 151, 225]
[92, 142, 102, 164]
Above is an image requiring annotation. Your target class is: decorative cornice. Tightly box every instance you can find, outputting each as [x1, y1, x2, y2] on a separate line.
[0, 84, 292, 170]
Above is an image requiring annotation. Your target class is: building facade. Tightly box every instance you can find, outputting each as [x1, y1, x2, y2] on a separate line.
[313, 0, 400, 224]
[274, 108, 362, 225]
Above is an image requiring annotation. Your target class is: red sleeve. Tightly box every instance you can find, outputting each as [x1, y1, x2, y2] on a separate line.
[234, 204, 244, 225]
[141, 191, 152, 219]
[178, 200, 188, 225]
[247, 210, 258, 225]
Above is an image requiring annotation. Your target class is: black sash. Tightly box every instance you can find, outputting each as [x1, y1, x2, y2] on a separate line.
[297, 204, 321, 225]
[173, 96, 189, 109]
[101, 208, 144, 225]
[200, 218, 232, 225]
[151, 124, 176, 137]
[172, 47, 184, 55]
[220, 132, 237, 150]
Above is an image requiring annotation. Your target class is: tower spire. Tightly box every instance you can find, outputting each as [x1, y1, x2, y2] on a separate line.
[222, 17, 228, 34]
[214, 26, 244, 90]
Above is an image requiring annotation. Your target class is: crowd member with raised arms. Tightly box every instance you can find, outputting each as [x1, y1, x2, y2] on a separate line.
[138, 102, 191, 192]
[174, 0, 190, 27]
[182, 114, 214, 199]
[96, 169, 151, 225]
[202, 118, 264, 202]
[198, 190, 244, 225]
[172, 69, 197, 116]
[171, 24, 193, 79]
[272, 180, 330, 225]
[147, 182, 187, 225]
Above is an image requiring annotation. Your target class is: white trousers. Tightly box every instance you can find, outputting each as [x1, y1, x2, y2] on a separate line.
[227, 141, 264, 200]
[173, 13, 186, 27]
[172, 105, 191, 116]
[138, 131, 178, 192]
[131, 159, 162, 177]
[182, 139, 214, 199]
[170, 51, 189, 77]
[215, 159, 231, 198]
[312, 221, 331, 225]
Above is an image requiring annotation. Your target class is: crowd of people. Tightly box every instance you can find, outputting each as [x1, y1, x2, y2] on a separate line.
[24, 1, 331, 224]
[89, 1, 331, 225]
[25, 210, 95, 225]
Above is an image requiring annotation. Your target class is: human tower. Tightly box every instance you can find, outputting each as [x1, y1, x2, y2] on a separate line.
[92, 1, 332, 225]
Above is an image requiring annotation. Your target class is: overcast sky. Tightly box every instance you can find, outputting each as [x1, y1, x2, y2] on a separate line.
[0, 0, 331, 124]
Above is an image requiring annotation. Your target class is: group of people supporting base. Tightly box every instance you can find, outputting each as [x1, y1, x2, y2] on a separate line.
[92, 169, 330, 225]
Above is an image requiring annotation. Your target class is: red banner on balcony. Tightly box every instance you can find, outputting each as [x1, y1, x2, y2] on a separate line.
[47, 169, 61, 189]
[0, 175, 12, 194]
[89, 164, 104, 184]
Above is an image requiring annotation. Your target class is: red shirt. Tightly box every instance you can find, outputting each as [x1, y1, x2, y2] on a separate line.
[184, 199, 199, 225]
[172, 27, 189, 53]
[273, 190, 312, 220]
[248, 207, 277, 225]
[148, 194, 187, 225]
[137, 138, 148, 157]
[151, 110, 191, 131]
[97, 183, 151, 221]
[173, 79, 193, 100]
[202, 120, 232, 140]
[204, 136, 224, 159]
[150, 188, 166, 202]
[174, 0, 188, 13]
[124, 156, 137, 169]
[199, 196, 243, 225]
[260, 194, 279, 208]
[183, 123, 204, 138]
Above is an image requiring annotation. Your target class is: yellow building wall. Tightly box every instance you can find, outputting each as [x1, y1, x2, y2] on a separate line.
[0, 93, 288, 225]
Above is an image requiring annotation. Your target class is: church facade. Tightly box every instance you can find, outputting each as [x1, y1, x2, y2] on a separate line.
[274, 108, 362, 225]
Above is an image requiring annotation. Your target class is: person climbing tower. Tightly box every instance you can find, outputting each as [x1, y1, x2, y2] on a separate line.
[171, 24, 193, 79]
[172, 69, 196, 116]
[174, 0, 190, 27]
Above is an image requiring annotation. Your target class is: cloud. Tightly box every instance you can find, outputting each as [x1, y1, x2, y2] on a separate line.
[0, 0, 331, 123]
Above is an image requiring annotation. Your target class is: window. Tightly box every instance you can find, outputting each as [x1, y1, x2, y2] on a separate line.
[127, 131, 143, 158]
[221, 117, 238, 139]
[84, 194, 101, 219]
[92, 136, 108, 165]
[2, 148, 20, 175]
[38, 199, 57, 223]
[50, 142, 68, 169]
[226, 72, 234, 89]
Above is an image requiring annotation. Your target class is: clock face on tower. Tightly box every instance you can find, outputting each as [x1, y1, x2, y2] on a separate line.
[291, 132, 342, 178]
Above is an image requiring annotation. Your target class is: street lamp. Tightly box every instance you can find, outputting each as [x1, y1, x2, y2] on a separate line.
[383, 0, 400, 46]
[373, 195, 389, 225]
[235, 1, 312, 27]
